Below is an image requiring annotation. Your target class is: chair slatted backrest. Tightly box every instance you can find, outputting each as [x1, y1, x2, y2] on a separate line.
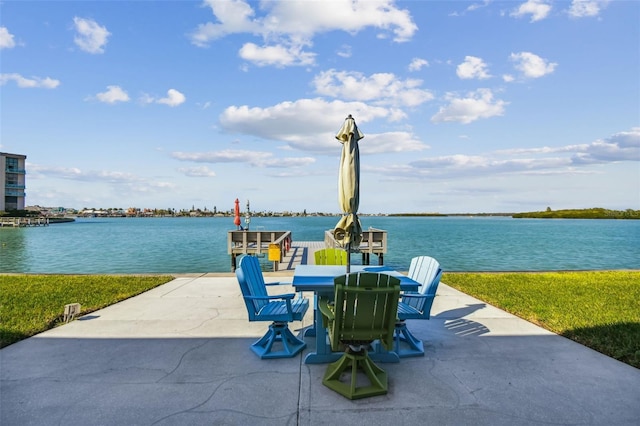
[405, 256, 443, 312]
[315, 248, 348, 265]
[236, 255, 269, 319]
[331, 272, 400, 351]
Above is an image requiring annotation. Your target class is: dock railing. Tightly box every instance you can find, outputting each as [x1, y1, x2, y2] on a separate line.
[227, 230, 292, 271]
[324, 227, 387, 265]
[0, 217, 50, 227]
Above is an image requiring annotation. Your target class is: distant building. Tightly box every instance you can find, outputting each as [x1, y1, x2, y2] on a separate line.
[1, 152, 27, 212]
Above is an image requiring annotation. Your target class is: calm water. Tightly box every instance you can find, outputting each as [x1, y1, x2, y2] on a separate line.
[0, 216, 638, 273]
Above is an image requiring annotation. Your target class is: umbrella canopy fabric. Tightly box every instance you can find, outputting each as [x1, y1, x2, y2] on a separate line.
[334, 115, 364, 249]
[234, 198, 241, 229]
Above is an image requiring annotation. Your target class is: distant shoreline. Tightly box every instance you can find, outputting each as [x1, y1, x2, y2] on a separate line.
[6, 207, 639, 220]
[390, 208, 639, 219]
[54, 211, 640, 220]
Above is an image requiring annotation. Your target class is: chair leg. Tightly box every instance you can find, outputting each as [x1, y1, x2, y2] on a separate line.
[251, 322, 306, 359]
[394, 321, 425, 358]
[322, 347, 388, 400]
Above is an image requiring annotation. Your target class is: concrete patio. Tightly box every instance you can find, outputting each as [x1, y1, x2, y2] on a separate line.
[1, 273, 638, 425]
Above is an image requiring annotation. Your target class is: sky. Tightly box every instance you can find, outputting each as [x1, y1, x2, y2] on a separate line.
[1, 0, 639, 214]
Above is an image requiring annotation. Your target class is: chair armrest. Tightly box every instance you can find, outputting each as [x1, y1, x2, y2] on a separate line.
[317, 296, 335, 328]
[244, 293, 296, 301]
[362, 266, 393, 272]
[317, 297, 334, 319]
[265, 280, 293, 286]
[401, 293, 430, 299]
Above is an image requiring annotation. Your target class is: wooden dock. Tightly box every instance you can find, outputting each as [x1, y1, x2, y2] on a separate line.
[228, 228, 388, 272]
[280, 241, 325, 269]
[0, 217, 49, 227]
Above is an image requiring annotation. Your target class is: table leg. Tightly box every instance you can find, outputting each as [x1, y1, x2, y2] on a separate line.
[369, 340, 400, 363]
[303, 293, 341, 364]
[303, 294, 316, 337]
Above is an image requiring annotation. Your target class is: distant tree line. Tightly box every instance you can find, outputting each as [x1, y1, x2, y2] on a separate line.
[512, 208, 639, 219]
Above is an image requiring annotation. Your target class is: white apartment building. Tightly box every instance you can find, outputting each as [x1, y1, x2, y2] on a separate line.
[1, 152, 27, 212]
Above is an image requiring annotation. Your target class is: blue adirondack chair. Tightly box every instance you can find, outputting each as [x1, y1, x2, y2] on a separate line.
[235, 255, 309, 359]
[394, 256, 442, 357]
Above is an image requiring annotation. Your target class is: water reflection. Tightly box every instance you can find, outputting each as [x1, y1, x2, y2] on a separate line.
[0, 228, 28, 271]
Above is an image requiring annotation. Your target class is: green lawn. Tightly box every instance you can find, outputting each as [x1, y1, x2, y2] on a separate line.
[443, 271, 640, 368]
[0, 275, 173, 348]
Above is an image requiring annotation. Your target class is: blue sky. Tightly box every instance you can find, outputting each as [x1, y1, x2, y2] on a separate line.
[1, 0, 638, 214]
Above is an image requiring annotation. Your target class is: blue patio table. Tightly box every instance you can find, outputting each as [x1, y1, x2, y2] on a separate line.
[292, 264, 421, 364]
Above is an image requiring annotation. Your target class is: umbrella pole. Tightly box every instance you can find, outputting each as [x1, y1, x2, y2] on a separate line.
[346, 243, 351, 274]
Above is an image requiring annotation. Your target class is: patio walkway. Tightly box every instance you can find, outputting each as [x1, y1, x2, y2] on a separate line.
[1, 273, 638, 425]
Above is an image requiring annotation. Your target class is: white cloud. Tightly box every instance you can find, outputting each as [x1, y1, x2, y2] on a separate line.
[139, 93, 155, 105]
[401, 127, 640, 180]
[449, 0, 492, 17]
[29, 165, 135, 182]
[497, 144, 589, 156]
[408, 58, 429, 72]
[177, 166, 217, 177]
[171, 149, 315, 168]
[94, 85, 130, 104]
[440, 127, 640, 178]
[195, 0, 417, 42]
[190, 0, 260, 45]
[238, 42, 315, 67]
[497, 130, 640, 164]
[0, 27, 16, 49]
[218, 98, 407, 150]
[190, 0, 417, 67]
[336, 44, 352, 58]
[510, 52, 557, 78]
[571, 128, 640, 164]
[408, 154, 571, 177]
[431, 88, 507, 124]
[456, 56, 491, 80]
[73, 17, 111, 54]
[217, 98, 428, 154]
[466, 1, 493, 12]
[510, 0, 552, 22]
[267, 0, 417, 42]
[139, 89, 186, 106]
[568, 0, 611, 18]
[312, 69, 434, 107]
[157, 89, 186, 107]
[0, 73, 60, 88]
[358, 132, 428, 155]
[611, 127, 640, 150]
[28, 164, 177, 197]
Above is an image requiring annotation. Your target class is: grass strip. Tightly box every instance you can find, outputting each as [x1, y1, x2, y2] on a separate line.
[0, 275, 173, 348]
[443, 271, 640, 368]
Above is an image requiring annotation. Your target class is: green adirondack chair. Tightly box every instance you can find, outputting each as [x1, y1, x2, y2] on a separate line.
[318, 272, 401, 399]
[314, 248, 348, 265]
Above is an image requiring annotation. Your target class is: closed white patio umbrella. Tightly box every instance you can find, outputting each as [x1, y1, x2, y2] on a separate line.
[333, 114, 364, 273]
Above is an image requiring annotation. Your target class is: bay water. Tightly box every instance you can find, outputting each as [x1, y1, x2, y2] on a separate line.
[1, 216, 638, 274]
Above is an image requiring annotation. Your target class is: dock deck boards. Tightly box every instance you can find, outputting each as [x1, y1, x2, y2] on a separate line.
[279, 241, 325, 270]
